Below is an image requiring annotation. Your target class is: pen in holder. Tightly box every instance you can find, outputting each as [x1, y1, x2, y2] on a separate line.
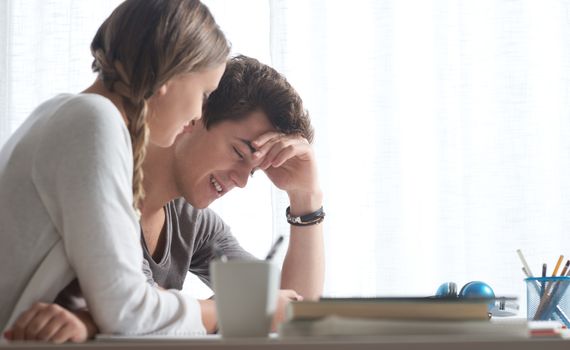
[526, 276, 570, 327]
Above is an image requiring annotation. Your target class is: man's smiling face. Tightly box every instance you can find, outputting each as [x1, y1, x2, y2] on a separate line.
[172, 109, 274, 208]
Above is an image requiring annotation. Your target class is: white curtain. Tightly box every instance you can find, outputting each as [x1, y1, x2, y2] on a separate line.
[0, 0, 123, 145]
[209, 0, 570, 307]
[2, 0, 570, 312]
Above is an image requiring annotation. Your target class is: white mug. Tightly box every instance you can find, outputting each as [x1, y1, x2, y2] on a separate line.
[211, 260, 280, 337]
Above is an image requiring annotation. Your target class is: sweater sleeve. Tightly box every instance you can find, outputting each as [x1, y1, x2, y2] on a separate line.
[31, 95, 204, 335]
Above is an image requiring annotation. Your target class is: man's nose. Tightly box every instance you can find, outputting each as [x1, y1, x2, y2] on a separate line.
[230, 167, 250, 189]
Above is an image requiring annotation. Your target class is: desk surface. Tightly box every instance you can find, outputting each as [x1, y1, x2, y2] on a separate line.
[1, 334, 569, 350]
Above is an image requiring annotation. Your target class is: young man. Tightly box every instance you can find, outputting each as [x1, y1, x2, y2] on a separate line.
[5, 56, 324, 342]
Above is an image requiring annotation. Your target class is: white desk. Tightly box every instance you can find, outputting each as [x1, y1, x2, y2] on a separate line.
[1, 334, 569, 350]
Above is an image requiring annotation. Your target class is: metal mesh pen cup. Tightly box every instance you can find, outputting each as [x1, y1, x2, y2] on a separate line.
[525, 276, 570, 327]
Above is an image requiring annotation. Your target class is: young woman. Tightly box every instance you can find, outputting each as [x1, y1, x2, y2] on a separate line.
[0, 0, 228, 338]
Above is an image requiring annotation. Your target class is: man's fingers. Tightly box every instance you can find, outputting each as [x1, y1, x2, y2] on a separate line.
[260, 142, 295, 170]
[270, 142, 313, 168]
[253, 132, 307, 159]
[258, 136, 308, 170]
[255, 135, 287, 163]
[252, 132, 284, 149]
[268, 147, 296, 168]
[281, 289, 303, 301]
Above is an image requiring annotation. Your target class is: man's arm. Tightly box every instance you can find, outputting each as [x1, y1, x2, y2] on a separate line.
[197, 299, 217, 333]
[253, 133, 325, 300]
[280, 191, 325, 300]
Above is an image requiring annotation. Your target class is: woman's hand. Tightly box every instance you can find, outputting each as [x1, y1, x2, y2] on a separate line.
[4, 302, 96, 343]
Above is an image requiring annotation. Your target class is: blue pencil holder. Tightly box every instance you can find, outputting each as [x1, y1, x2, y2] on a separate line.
[525, 277, 570, 327]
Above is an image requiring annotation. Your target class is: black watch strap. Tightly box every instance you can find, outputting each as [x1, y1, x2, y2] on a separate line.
[286, 206, 325, 226]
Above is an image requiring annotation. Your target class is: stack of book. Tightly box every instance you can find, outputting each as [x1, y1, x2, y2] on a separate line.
[279, 297, 527, 338]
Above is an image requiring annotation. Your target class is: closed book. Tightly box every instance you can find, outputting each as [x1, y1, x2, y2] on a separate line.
[287, 297, 494, 321]
[279, 316, 528, 338]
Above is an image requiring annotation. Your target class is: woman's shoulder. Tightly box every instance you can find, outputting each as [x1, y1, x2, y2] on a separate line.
[44, 93, 129, 143]
[26, 93, 132, 165]
[55, 93, 123, 126]
[39, 93, 117, 114]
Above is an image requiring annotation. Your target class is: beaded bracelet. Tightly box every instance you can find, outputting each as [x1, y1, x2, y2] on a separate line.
[286, 206, 325, 226]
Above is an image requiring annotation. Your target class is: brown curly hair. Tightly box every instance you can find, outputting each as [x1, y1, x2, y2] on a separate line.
[203, 55, 314, 143]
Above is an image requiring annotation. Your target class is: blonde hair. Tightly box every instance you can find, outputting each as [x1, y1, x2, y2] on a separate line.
[90, 0, 229, 211]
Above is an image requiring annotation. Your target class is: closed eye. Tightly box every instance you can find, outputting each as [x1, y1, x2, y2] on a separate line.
[233, 146, 244, 160]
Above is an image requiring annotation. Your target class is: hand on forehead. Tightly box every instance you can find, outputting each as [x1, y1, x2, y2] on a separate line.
[251, 132, 310, 170]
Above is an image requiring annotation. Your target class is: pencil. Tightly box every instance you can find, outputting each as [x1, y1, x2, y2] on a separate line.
[544, 255, 565, 297]
[552, 255, 564, 276]
[523, 262, 570, 326]
[536, 272, 570, 324]
[534, 255, 567, 321]
[541, 263, 547, 297]
[516, 249, 534, 277]
[265, 235, 284, 261]
[560, 260, 570, 277]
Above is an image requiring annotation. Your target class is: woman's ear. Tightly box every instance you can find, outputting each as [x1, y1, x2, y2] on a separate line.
[182, 119, 198, 134]
[155, 83, 168, 97]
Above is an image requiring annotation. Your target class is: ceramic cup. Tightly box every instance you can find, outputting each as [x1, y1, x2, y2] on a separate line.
[211, 260, 280, 337]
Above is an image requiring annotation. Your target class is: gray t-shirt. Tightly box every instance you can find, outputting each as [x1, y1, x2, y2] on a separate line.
[141, 198, 255, 290]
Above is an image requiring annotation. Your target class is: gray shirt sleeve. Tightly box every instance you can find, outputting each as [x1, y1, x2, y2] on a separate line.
[177, 202, 256, 288]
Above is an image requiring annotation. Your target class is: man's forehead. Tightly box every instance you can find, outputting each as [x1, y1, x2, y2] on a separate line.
[213, 110, 276, 144]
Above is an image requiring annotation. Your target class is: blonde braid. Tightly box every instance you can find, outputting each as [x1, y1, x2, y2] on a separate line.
[93, 49, 149, 212]
[127, 102, 149, 212]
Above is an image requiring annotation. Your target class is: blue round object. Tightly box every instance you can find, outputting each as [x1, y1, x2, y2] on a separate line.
[459, 281, 495, 310]
[435, 282, 458, 298]
[458, 281, 495, 298]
